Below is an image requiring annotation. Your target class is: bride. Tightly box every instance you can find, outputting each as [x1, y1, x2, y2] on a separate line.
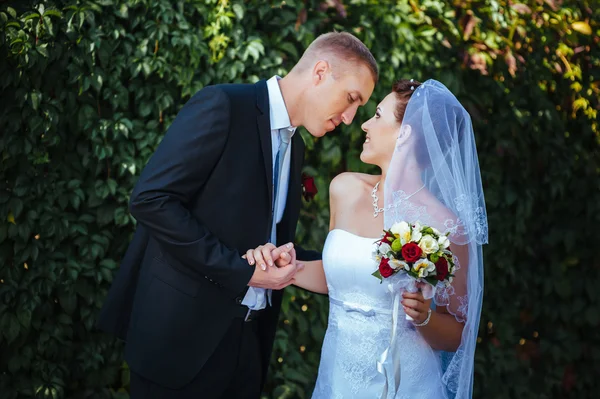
[247, 79, 487, 398]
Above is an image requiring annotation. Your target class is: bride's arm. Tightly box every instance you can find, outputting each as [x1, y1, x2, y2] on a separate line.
[410, 306, 464, 352]
[293, 259, 328, 294]
[290, 173, 348, 295]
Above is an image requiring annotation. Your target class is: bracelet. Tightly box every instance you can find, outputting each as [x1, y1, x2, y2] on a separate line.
[413, 309, 432, 327]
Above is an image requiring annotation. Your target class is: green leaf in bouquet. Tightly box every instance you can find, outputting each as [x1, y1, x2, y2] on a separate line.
[422, 227, 434, 235]
[371, 270, 383, 282]
[425, 277, 438, 286]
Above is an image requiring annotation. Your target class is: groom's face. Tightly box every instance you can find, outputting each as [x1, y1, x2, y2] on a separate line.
[305, 61, 375, 137]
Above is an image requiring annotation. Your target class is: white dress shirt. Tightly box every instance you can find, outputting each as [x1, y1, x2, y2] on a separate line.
[242, 76, 295, 311]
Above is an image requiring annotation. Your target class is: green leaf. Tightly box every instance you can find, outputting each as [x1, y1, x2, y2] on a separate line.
[100, 267, 112, 282]
[106, 179, 117, 195]
[572, 21, 592, 35]
[43, 9, 63, 18]
[3, 313, 20, 343]
[59, 290, 77, 314]
[9, 197, 24, 218]
[139, 102, 152, 117]
[232, 4, 244, 20]
[279, 42, 298, 58]
[7, 7, 16, 18]
[371, 270, 383, 282]
[31, 92, 41, 110]
[23, 13, 41, 22]
[37, 44, 49, 58]
[100, 259, 117, 269]
[17, 309, 32, 329]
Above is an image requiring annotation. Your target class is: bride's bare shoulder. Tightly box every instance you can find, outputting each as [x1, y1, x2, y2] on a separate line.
[330, 172, 378, 200]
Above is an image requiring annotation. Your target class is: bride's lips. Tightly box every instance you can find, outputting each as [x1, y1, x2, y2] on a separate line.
[364, 135, 371, 144]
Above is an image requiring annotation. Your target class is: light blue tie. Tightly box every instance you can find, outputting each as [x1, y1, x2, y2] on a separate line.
[270, 128, 294, 244]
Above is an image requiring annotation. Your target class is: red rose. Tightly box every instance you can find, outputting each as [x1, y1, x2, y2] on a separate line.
[435, 257, 449, 281]
[381, 231, 395, 244]
[401, 242, 422, 263]
[302, 173, 318, 201]
[379, 258, 394, 278]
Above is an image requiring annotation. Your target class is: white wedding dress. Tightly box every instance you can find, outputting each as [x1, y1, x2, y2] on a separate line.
[312, 229, 448, 399]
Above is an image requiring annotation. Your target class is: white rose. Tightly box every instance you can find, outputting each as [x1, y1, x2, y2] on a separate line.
[389, 259, 408, 270]
[438, 234, 450, 249]
[419, 235, 439, 254]
[432, 227, 442, 236]
[391, 221, 412, 244]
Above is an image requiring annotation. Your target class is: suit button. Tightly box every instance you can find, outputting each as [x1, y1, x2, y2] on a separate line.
[235, 296, 243, 305]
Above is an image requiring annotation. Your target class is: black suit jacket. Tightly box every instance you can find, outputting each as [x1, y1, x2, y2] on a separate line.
[97, 81, 320, 389]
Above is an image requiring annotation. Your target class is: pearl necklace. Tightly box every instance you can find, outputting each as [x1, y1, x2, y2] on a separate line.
[371, 181, 426, 218]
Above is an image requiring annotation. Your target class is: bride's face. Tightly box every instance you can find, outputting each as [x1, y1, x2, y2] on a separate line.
[360, 93, 401, 166]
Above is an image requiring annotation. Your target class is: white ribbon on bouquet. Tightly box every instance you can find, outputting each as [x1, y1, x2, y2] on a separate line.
[377, 273, 436, 399]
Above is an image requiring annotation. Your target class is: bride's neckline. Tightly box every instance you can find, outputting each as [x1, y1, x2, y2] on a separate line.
[329, 228, 380, 241]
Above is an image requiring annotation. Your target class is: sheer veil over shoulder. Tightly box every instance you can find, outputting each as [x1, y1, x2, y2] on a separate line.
[383, 79, 488, 398]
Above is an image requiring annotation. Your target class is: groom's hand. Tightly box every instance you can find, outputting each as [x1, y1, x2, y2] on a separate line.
[244, 243, 303, 290]
[247, 262, 301, 290]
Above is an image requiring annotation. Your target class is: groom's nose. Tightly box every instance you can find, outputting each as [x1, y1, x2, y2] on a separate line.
[341, 105, 358, 125]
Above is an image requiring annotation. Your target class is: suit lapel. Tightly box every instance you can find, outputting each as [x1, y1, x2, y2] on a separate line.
[255, 81, 273, 206]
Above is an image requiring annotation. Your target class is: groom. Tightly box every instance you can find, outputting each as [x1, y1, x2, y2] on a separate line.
[97, 32, 377, 399]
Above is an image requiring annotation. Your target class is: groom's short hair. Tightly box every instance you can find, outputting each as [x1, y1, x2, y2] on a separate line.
[295, 32, 378, 82]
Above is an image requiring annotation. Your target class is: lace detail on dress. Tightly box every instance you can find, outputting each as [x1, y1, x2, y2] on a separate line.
[333, 303, 387, 395]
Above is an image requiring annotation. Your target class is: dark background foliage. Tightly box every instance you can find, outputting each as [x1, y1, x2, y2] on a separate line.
[0, 0, 598, 398]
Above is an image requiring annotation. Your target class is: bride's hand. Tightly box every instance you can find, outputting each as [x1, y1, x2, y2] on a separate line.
[401, 283, 432, 324]
[274, 247, 296, 268]
[242, 243, 294, 270]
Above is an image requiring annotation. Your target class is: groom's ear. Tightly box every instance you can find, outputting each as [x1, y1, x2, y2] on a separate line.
[312, 60, 330, 85]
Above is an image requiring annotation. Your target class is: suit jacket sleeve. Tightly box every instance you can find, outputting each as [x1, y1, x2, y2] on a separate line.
[295, 245, 322, 262]
[129, 86, 253, 297]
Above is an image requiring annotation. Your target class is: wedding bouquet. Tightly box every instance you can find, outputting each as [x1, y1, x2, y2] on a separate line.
[372, 221, 455, 287]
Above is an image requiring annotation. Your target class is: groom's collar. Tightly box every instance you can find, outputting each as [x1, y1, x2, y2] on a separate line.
[266, 76, 295, 132]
